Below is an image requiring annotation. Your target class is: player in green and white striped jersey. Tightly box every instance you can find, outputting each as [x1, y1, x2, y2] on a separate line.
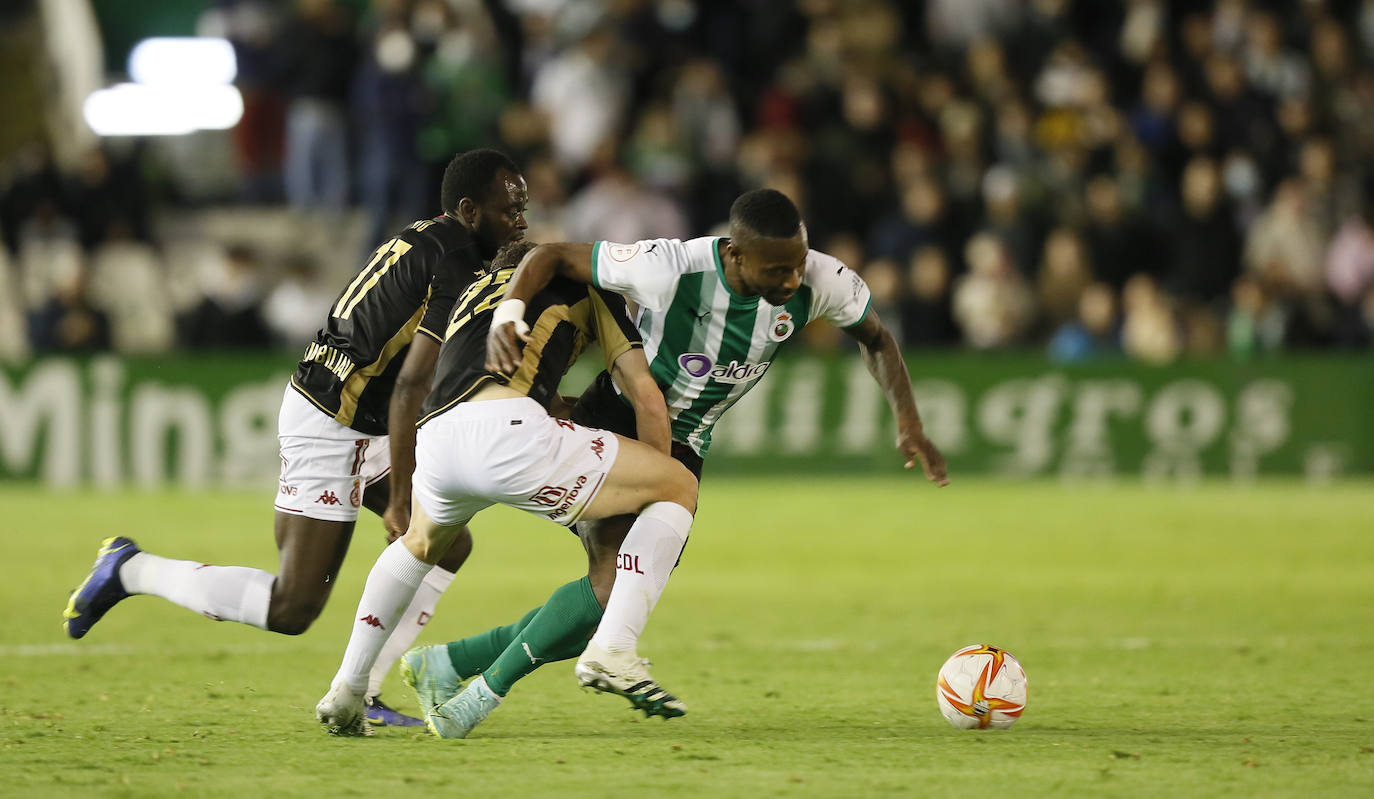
[403, 190, 948, 726]
[592, 230, 864, 456]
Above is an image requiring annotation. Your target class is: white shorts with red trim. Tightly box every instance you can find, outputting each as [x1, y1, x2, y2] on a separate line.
[412, 396, 619, 528]
[273, 385, 391, 522]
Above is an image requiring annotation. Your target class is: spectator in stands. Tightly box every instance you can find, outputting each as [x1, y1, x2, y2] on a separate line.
[1227, 273, 1285, 359]
[1244, 176, 1331, 345]
[1048, 281, 1119, 363]
[1121, 273, 1181, 364]
[1130, 60, 1182, 157]
[530, 22, 629, 178]
[261, 253, 332, 350]
[28, 268, 109, 354]
[1036, 226, 1093, 333]
[179, 243, 272, 350]
[209, 0, 287, 202]
[861, 257, 904, 345]
[562, 158, 689, 244]
[0, 143, 64, 259]
[900, 245, 959, 348]
[86, 223, 174, 354]
[352, 0, 428, 250]
[0, 249, 30, 362]
[1083, 173, 1160, 291]
[65, 146, 151, 252]
[280, 0, 356, 215]
[416, 0, 509, 173]
[952, 232, 1034, 349]
[1166, 156, 1241, 305]
[671, 58, 742, 230]
[868, 174, 950, 265]
[17, 198, 83, 318]
[1326, 190, 1374, 348]
[982, 166, 1037, 277]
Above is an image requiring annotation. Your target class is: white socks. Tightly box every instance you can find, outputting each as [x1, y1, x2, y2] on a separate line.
[118, 540, 455, 696]
[366, 565, 454, 697]
[119, 553, 274, 630]
[591, 501, 693, 653]
[334, 539, 434, 694]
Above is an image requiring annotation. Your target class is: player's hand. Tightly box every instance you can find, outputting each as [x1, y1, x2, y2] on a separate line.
[485, 321, 531, 374]
[382, 501, 411, 543]
[900, 431, 949, 486]
[548, 393, 577, 419]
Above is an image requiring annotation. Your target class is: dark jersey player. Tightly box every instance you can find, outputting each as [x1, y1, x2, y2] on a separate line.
[316, 246, 698, 738]
[62, 149, 528, 728]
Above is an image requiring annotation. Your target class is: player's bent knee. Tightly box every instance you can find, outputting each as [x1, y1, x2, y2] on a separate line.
[266, 596, 326, 635]
[660, 461, 698, 513]
[403, 525, 463, 565]
[435, 525, 473, 572]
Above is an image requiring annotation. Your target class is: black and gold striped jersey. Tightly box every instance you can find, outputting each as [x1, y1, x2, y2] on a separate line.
[291, 215, 484, 435]
[418, 268, 642, 425]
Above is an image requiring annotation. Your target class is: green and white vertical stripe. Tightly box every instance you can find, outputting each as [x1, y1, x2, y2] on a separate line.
[636, 240, 812, 456]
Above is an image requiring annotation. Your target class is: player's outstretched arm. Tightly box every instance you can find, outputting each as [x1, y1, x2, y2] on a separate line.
[843, 309, 949, 486]
[610, 347, 672, 455]
[486, 243, 595, 373]
[383, 333, 442, 540]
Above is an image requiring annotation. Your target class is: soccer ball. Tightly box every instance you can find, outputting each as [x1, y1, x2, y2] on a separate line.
[936, 644, 1028, 729]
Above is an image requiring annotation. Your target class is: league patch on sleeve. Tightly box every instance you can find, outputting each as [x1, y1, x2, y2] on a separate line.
[607, 242, 641, 262]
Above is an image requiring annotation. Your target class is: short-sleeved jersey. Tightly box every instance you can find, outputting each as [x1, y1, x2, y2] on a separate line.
[291, 216, 483, 435]
[418, 267, 642, 426]
[591, 236, 872, 456]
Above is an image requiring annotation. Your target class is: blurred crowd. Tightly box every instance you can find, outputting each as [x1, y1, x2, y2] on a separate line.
[4, 0, 1374, 364]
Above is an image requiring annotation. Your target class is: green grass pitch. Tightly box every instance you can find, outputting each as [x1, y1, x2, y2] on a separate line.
[2, 478, 1372, 798]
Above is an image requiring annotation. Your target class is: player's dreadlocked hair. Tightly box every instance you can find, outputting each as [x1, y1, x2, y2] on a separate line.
[729, 189, 803, 238]
[441, 149, 520, 213]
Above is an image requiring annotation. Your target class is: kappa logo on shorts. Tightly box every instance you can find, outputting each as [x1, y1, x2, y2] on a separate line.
[316, 490, 342, 506]
[359, 614, 385, 629]
[590, 436, 606, 460]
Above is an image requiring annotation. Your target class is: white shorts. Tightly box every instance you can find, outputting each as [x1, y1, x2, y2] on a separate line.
[274, 385, 392, 522]
[412, 396, 619, 528]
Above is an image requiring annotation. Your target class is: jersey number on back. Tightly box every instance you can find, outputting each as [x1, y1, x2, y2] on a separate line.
[446, 268, 515, 338]
[332, 237, 414, 319]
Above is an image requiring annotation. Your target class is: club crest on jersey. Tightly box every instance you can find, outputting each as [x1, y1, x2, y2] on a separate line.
[677, 353, 770, 384]
[769, 310, 795, 342]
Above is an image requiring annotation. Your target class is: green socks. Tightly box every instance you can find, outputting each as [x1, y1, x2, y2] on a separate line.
[481, 576, 604, 697]
[446, 605, 540, 680]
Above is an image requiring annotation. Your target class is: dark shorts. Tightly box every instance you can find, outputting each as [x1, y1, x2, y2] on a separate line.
[570, 370, 704, 480]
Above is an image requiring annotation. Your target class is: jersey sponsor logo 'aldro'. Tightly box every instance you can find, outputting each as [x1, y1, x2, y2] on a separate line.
[676, 353, 771, 384]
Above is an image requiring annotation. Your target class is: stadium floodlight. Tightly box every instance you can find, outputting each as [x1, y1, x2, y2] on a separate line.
[128, 37, 237, 87]
[83, 83, 243, 137]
